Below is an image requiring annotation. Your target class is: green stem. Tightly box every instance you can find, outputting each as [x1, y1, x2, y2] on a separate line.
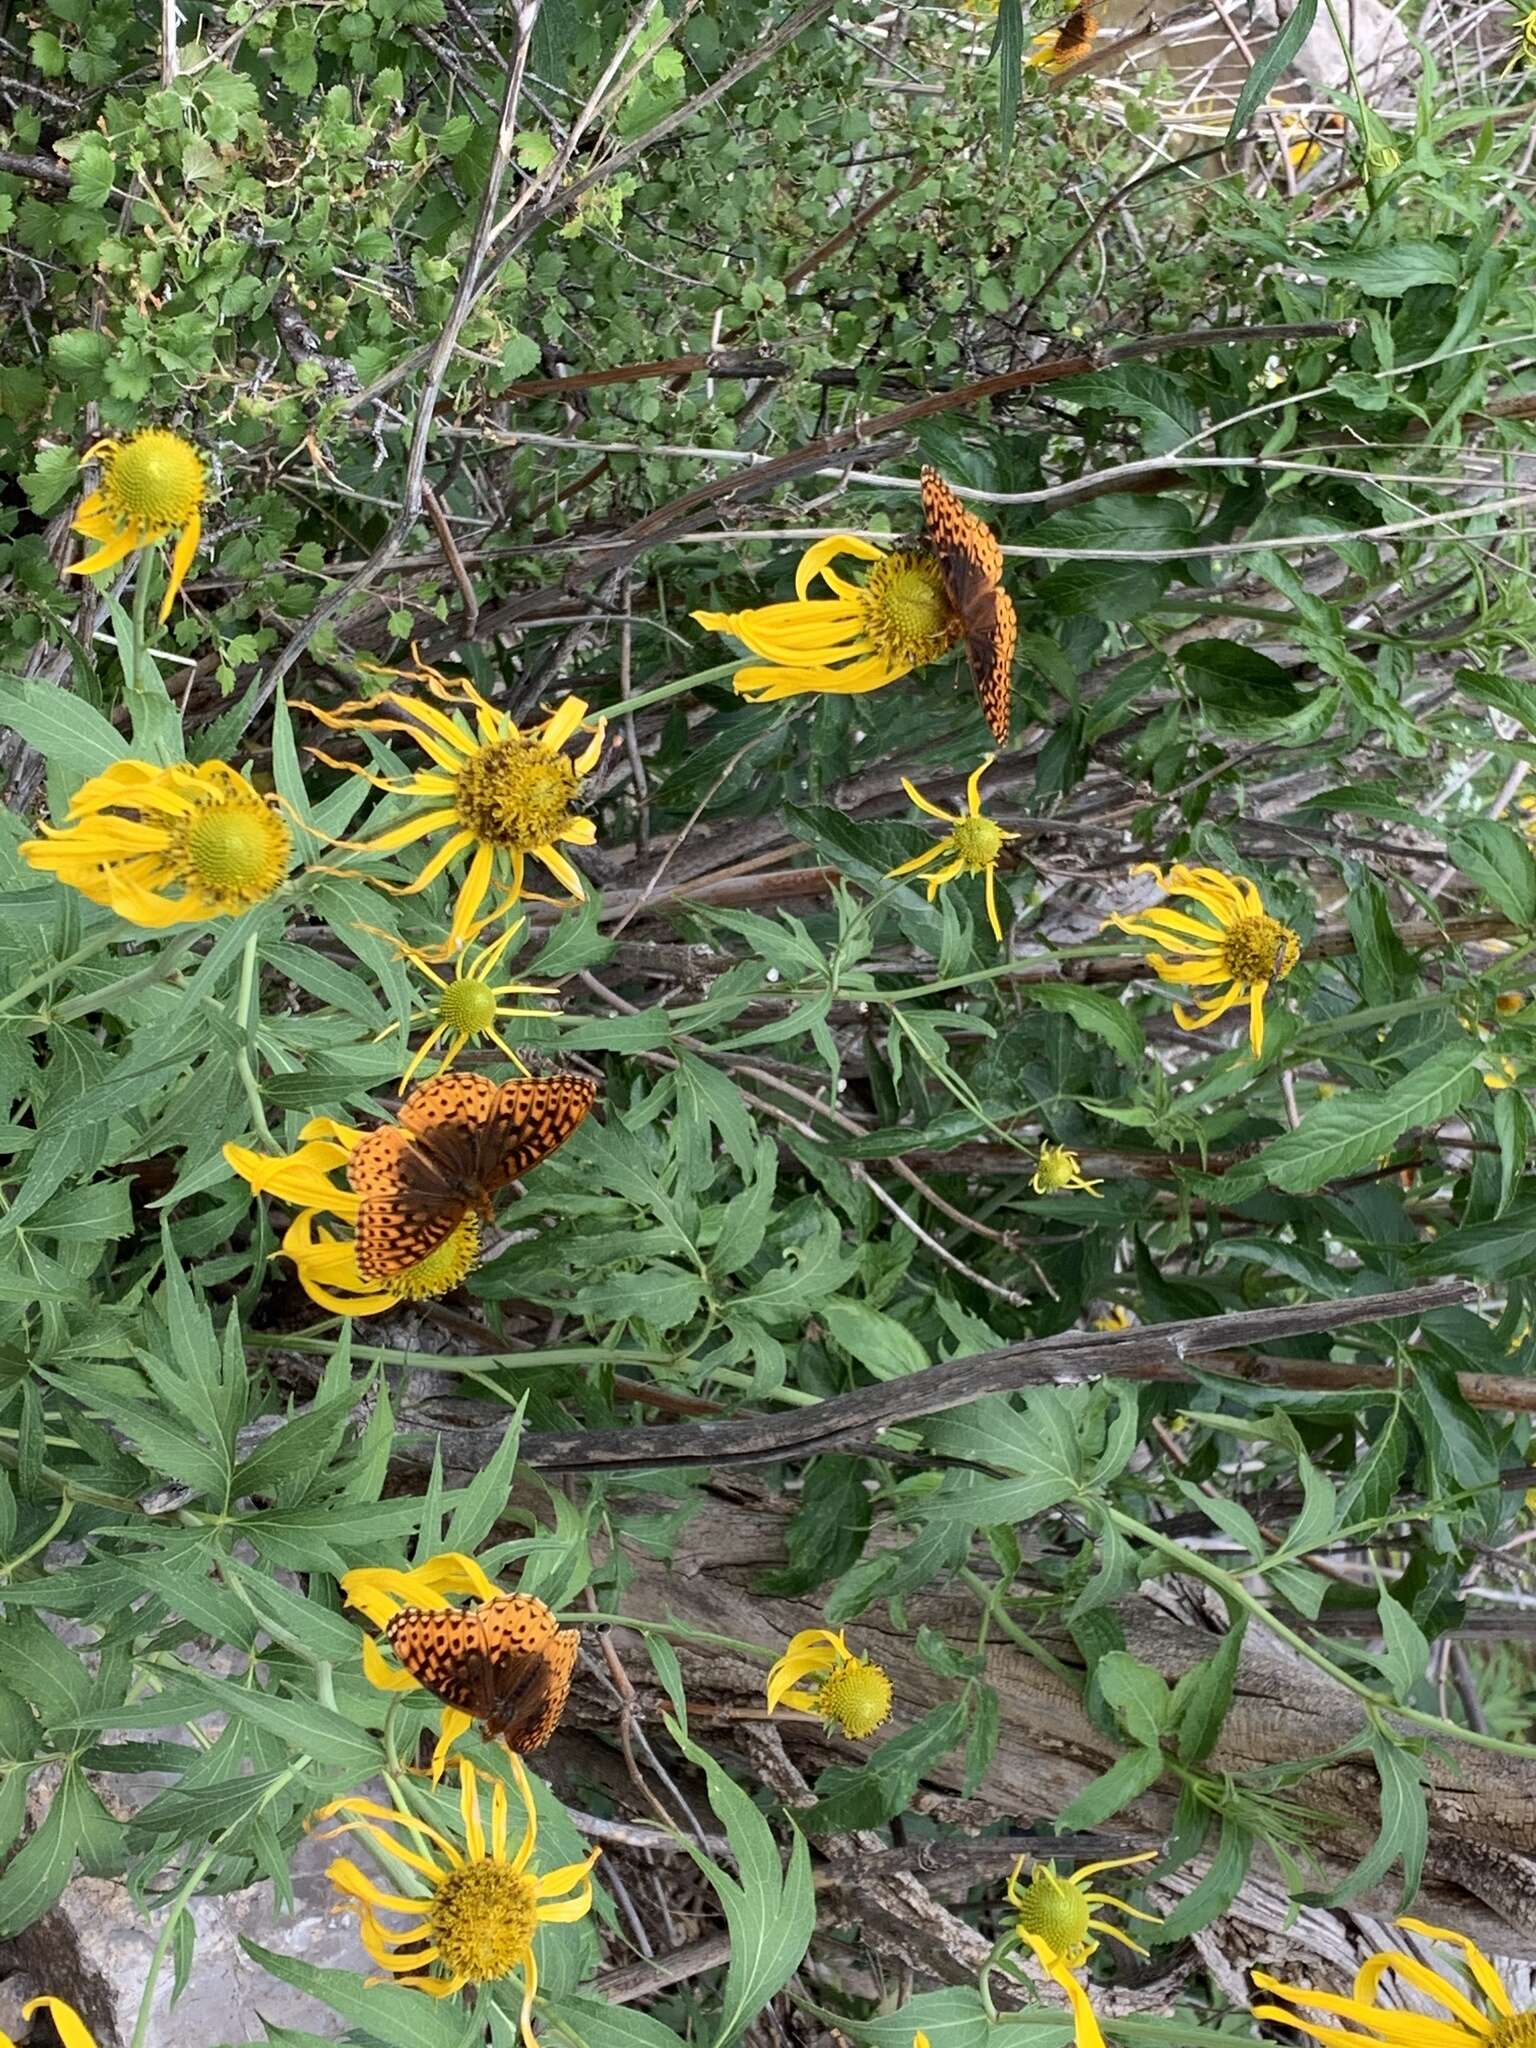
[0, 927, 125, 1018]
[235, 925, 273, 1143]
[0, 1495, 74, 1581]
[1109, 1505, 1536, 1760]
[602, 659, 743, 719]
[128, 1758, 310, 2048]
[130, 546, 155, 693]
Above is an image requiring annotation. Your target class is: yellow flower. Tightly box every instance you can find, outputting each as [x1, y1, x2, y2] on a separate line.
[305, 654, 605, 954]
[1515, 6, 1536, 66]
[341, 1551, 514, 1781]
[1103, 862, 1300, 1058]
[766, 1626, 892, 1740]
[224, 1119, 481, 1318]
[693, 535, 959, 708]
[1252, 1916, 1532, 2046]
[1091, 1305, 1134, 1331]
[384, 916, 559, 1087]
[64, 428, 205, 621]
[315, 1755, 598, 2039]
[1007, 1852, 1161, 2048]
[1032, 1141, 1102, 1198]
[0, 1999, 98, 2048]
[887, 755, 1020, 943]
[1496, 992, 1526, 1016]
[20, 759, 292, 928]
[1028, 5, 1099, 73]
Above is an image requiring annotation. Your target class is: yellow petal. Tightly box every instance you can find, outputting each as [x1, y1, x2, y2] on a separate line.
[21, 2002, 98, 2048]
[159, 509, 201, 620]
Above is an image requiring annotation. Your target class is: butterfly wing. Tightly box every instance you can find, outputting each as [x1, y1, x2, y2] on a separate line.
[476, 1593, 581, 1752]
[920, 467, 1012, 743]
[921, 466, 1004, 586]
[386, 1604, 503, 1721]
[386, 1594, 579, 1754]
[959, 582, 1015, 747]
[481, 1073, 598, 1196]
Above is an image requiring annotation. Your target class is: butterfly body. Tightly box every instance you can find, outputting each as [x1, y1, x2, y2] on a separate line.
[920, 466, 1016, 746]
[386, 1593, 579, 1752]
[348, 1069, 596, 1278]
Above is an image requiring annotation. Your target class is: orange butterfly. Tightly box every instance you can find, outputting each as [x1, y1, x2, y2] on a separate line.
[349, 1069, 596, 1278]
[387, 1593, 579, 1753]
[920, 466, 1016, 746]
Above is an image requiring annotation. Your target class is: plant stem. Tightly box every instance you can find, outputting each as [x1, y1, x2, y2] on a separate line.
[235, 924, 273, 1142]
[130, 546, 154, 693]
[600, 659, 743, 719]
[1109, 1505, 1536, 1761]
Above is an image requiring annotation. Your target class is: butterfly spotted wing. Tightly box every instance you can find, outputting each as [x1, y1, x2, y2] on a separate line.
[386, 1593, 580, 1752]
[351, 1069, 597, 1278]
[920, 466, 1014, 746]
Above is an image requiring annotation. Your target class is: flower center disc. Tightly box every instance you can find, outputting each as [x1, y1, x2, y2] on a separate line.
[385, 1214, 481, 1299]
[429, 1857, 539, 1982]
[815, 1657, 893, 1740]
[1490, 2018, 1536, 2048]
[1014, 1868, 1093, 1967]
[176, 795, 291, 907]
[103, 429, 205, 531]
[438, 979, 499, 1036]
[1220, 911, 1298, 989]
[861, 553, 957, 667]
[950, 815, 1007, 871]
[454, 738, 578, 851]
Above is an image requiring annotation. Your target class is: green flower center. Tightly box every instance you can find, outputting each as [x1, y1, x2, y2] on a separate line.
[1220, 912, 1298, 990]
[172, 791, 290, 908]
[437, 978, 499, 1037]
[454, 738, 579, 851]
[950, 814, 1007, 871]
[101, 429, 205, 532]
[1034, 1145, 1080, 1193]
[1489, 2019, 1536, 2048]
[389, 1215, 481, 1299]
[860, 552, 958, 668]
[815, 1656, 893, 1740]
[429, 1857, 539, 1982]
[1013, 1867, 1093, 1968]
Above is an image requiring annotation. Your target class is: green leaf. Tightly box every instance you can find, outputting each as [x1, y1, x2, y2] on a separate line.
[1227, 0, 1317, 140]
[801, 1701, 967, 1835]
[1157, 1820, 1253, 1941]
[0, 1776, 74, 1935]
[670, 1724, 815, 2048]
[821, 1298, 928, 1380]
[1375, 1590, 1431, 1701]
[1221, 1040, 1483, 1196]
[1300, 241, 1463, 295]
[1053, 1742, 1165, 1830]
[1170, 1615, 1247, 1766]
[240, 1943, 477, 2048]
[1026, 983, 1144, 1066]
[1446, 821, 1536, 924]
[0, 678, 129, 783]
[1095, 1651, 1171, 1750]
[1332, 1728, 1427, 1907]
